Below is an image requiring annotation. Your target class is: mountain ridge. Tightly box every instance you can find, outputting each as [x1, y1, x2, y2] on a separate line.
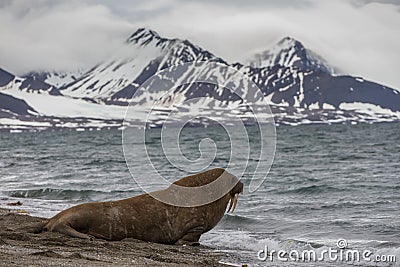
[0, 28, 399, 131]
[246, 36, 336, 74]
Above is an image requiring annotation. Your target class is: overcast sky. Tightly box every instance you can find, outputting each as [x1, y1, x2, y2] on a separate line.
[0, 0, 399, 89]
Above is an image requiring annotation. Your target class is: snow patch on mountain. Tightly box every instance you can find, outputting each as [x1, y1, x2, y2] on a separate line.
[339, 102, 400, 118]
[22, 70, 83, 88]
[0, 68, 59, 95]
[247, 37, 336, 74]
[61, 28, 222, 101]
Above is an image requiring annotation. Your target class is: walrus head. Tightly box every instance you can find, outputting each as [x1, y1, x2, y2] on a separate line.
[156, 168, 244, 208]
[227, 179, 243, 213]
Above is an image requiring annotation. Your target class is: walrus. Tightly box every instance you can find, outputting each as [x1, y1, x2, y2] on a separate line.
[33, 168, 243, 245]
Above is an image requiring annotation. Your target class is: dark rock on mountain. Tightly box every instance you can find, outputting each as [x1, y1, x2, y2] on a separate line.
[0, 68, 15, 87]
[0, 93, 38, 116]
[19, 76, 61, 95]
[23, 71, 81, 89]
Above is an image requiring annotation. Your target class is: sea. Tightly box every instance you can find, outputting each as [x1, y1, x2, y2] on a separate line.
[0, 123, 399, 266]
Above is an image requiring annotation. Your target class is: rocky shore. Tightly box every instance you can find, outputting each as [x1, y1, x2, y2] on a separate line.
[0, 208, 233, 266]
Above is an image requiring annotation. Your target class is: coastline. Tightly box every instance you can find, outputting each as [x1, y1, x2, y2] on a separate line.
[0, 208, 227, 266]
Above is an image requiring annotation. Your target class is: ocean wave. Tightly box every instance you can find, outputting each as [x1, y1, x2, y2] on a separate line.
[320, 200, 394, 209]
[221, 214, 261, 225]
[275, 185, 348, 195]
[203, 230, 400, 267]
[83, 158, 126, 166]
[0, 162, 15, 168]
[4, 188, 131, 201]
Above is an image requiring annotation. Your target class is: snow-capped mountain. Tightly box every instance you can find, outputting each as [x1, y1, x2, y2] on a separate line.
[22, 70, 83, 88]
[60, 28, 222, 100]
[0, 68, 60, 95]
[0, 28, 399, 131]
[246, 37, 336, 74]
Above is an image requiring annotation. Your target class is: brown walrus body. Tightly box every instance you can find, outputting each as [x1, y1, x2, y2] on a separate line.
[36, 168, 243, 245]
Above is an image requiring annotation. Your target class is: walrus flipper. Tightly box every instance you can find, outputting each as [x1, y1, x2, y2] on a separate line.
[55, 224, 91, 239]
[175, 227, 203, 246]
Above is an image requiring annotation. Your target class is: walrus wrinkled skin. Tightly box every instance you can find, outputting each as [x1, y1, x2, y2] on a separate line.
[35, 168, 243, 245]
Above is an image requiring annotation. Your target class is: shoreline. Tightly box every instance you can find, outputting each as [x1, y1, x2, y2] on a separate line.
[0, 207, 231, 266]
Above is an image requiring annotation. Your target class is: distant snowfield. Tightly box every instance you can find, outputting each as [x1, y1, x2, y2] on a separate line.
[339, 102, 400, 118]
[0, 118, 51, 127]
[1, 84, 274, 124]
[3, 85, 400, 127]
[1, 87, 129, 120]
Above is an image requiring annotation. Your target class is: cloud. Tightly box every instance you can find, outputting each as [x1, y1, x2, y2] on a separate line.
[0, 0, 134, 74]
[134, 0, 400, 89]
[0, 0, 399, 90]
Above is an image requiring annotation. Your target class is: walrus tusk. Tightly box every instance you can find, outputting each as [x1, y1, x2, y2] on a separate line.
[231, 193, 239, 213]
[227, 196, 234, 213]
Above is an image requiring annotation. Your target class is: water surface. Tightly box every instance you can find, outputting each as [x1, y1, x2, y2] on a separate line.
[1, 123, 399, 266]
